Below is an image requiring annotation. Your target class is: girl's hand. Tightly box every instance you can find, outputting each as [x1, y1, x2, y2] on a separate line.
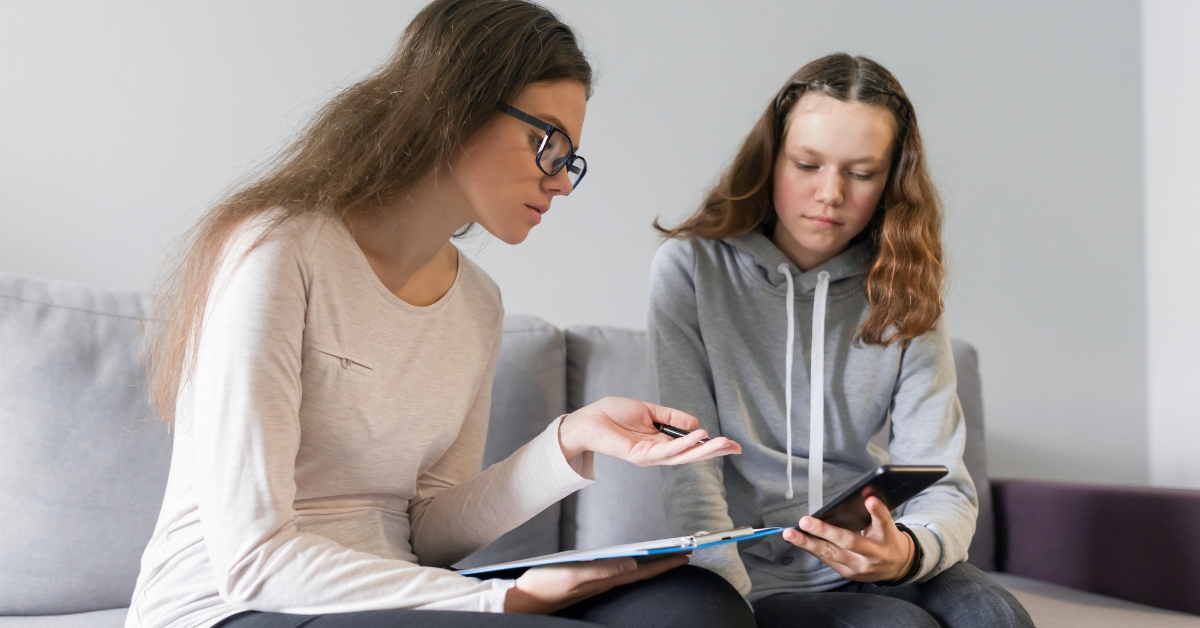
[504, 555, 689, 614]
[557, 396, 741, 466]
[781, 495, 916, 583]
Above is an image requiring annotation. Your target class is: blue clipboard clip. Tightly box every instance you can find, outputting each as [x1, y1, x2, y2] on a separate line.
[646, 526, 785, 555]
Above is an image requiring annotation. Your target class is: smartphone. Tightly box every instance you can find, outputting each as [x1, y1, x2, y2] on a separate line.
[806, 465, 948, 533]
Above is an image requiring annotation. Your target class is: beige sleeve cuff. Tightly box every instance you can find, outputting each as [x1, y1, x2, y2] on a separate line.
[549, 414, 595, 480]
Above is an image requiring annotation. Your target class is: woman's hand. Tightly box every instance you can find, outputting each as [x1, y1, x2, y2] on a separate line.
[781, 495, 915, 583]
[557, 396, 740, 466]
[503, 555, 689, 614]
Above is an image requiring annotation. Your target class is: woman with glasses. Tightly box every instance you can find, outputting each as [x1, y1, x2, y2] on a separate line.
[128, 2, 752, 628]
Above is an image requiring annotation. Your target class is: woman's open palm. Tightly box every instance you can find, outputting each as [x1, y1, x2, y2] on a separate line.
[558, 396, 740, 466]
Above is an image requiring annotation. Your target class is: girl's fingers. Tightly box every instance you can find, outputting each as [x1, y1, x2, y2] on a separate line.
[864, 496, 896, 537]
[797, 516, 867, 554]
[783, 527, 866, 573]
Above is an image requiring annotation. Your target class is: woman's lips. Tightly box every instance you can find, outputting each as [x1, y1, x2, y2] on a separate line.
[525, 204, 547, 224]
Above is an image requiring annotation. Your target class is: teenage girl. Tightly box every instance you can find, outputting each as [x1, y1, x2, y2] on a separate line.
[127, 2, 755, 628]
[650, 54, 1034, 627]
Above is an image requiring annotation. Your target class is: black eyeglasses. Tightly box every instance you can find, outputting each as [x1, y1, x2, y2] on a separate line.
[500, 105, 587, 191]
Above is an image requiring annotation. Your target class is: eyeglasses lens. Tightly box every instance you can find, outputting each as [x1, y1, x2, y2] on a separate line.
[538, 131, 585, 188]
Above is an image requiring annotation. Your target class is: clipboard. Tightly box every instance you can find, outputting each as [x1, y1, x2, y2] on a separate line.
[459, 526, 785, 579]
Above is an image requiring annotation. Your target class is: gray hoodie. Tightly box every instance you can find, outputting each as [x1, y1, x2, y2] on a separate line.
[648, 231, 977, 601]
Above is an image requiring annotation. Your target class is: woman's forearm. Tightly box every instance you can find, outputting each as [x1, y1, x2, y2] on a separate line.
[408, 416, 594, 566]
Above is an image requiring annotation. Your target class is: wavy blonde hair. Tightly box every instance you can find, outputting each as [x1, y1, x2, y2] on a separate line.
[146, 0, 592, 424]
[655, 53, 944, 345]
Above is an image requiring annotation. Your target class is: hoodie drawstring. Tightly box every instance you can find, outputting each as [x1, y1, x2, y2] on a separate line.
[778, 264, 831, 513]
[780, 266, 797, 500]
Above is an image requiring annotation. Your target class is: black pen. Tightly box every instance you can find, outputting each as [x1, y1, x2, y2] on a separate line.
[653, 422, 710, 444]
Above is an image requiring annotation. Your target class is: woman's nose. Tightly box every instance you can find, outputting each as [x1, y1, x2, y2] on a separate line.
[544, 168, 574, 196]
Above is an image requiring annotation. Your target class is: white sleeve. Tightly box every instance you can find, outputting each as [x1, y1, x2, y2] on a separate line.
[190, 227, 514, 614]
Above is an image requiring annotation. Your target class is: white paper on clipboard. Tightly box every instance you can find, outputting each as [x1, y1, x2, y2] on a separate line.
[458, 527, 785, 577]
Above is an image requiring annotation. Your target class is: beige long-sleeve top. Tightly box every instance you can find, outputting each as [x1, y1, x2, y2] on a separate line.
[127, 212, 594, 628]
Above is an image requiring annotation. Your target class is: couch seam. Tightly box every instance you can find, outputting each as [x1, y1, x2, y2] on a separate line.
[0, 292, 144, 321]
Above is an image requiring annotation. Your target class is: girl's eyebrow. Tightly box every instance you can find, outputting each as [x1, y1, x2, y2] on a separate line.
[790, 145, 883, 165]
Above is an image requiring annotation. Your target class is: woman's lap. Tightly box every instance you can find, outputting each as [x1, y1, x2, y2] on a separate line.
[553, 564, 754, 628]
[216, 608, 596, 628]
[753, 562, 1034, 628]
[215, 565, 753, 628]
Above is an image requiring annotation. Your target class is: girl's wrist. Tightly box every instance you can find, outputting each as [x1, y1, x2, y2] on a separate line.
[895, 528, 916, 578]
[878, 523, 921, 585]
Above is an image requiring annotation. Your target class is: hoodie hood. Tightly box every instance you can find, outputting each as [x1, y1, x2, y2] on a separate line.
[723, 230, 873, 295]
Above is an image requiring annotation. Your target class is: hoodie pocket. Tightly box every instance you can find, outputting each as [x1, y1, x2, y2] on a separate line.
[741, 499, 810, 563]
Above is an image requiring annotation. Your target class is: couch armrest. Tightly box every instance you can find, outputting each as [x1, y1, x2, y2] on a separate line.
[991, 478, 1200, 616]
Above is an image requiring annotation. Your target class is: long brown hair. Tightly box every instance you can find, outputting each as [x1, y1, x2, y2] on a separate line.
[655, 53, 943, 346]
[147, 0, 592, 424]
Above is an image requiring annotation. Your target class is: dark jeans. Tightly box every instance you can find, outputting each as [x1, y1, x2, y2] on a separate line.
[754, 563, 1034, 628]
[215, 565, 754, 628]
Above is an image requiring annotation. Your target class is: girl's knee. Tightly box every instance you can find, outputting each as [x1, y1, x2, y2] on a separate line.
[921, 563, 1034, 628]
[756, 592, 939, 628]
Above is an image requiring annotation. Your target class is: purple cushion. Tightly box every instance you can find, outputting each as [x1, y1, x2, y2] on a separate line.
[993, 478, 1200, 615]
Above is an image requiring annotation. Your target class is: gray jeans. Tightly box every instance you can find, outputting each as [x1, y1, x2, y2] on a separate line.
[753, 563, 1034, 628]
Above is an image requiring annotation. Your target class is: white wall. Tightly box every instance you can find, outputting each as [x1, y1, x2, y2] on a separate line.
[1144, 0, 1200, 489]
[0, 1, 1147, 484]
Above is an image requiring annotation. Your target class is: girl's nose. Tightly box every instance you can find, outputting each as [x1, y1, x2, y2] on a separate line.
[815, 171, 844, 206]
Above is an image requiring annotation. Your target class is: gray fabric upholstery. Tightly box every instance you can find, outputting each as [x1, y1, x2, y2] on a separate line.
[454, 316, 568, 569]
[952, 339, 995, 571]
[0, 274, 171, 616]
[987, 573, 1200, 627]
[561, 327, 671, 551]
[0, 608, 128, 628]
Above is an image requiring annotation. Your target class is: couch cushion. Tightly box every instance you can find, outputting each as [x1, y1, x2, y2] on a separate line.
[951, 339, 995, 571]
[0, 274, 171, 615]
[0, 608, 128, 628]
[561, 327, 671, 550]
[988, 573, 1200, 627]
[454, 315, 568, 568]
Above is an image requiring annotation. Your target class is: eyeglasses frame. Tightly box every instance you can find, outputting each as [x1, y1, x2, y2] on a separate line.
[499, 105, 587, 190]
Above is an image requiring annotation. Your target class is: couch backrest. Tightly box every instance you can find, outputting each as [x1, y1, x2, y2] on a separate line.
[954, 340, 995, 571]
[454, 316, 567, 570]
[0, 274, 171, 615]
[560, 327, 671, 551]
[554, 326, 995, 572]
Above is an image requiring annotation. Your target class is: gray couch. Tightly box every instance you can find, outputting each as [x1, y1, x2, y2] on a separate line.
[2, 272, 1198, 628]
